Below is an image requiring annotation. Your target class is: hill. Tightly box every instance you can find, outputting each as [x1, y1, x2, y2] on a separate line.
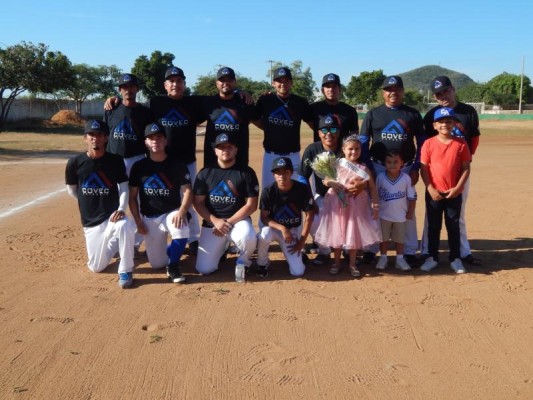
[399, 65, 475, 93]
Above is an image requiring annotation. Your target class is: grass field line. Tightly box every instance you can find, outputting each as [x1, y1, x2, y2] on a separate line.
[0, 186, 66, 220]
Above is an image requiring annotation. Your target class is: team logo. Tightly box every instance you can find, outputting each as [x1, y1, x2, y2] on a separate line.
[149, 124, 159, 133]
[387, 77, 397, 85]
[210, 180, 237, 204]
[161, 109, 189, 127]
[171, 67, 179, 75]
[327, 74, 335, 81]
[439, 108, 451, 117]
[112, 119, 136, 141]
[433, 80, 443, 90]
[276, 159, 286, 167]
[215, 111, 240, 131]
[123, 74, 132, 82]
[144, 173, 171, 196]
[91, 121, 101, 130]
[219, 134, 229, 143]
[81, 172, 111, 195]
[325, 116, 334, 125]
[268, 106, 294, 127]
[273, 204, 301, 226]
[222, 68, 229, 76]
[278, 68, 287, 76]
[381, 120, 408, 141]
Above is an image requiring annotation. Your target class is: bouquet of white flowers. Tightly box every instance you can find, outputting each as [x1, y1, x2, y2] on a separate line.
[310, 152, 347, 207]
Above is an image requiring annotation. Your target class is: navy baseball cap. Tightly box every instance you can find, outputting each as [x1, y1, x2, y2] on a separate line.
[273, 67, 292, 81]
[322, 73, 341, 87]
[117, 73, 139, 87]
[431, 76, 453, 94]
[216, 67, 236, 80]
[213, 133, 237, 147]
[271, 157, 293, 172]
[382, 75, 404, 89]
[318, 115, 339, 130]
[144, 122, 166, 138]
[84, 119, 109, 135]
[165, 66, 186, 80]
[434, 107, 459, 121]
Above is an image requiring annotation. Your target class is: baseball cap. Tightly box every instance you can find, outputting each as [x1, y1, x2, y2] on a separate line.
[117, 73, 139, 87]
[84, 119, 109, 135]
[431, 76, 453, 94]
[144, 122, 166, 138]
[382, 75, 404, 89]
[165, 66, 186, 80]
[322, 73, 341, 87]
[273, 67, 292, 81]
[216, 67, 236, 80]
[213, 133, 237, 147]
[433, 107, 458, 121]
[318, 115, 339, 130]
[271, 156, 293, 172]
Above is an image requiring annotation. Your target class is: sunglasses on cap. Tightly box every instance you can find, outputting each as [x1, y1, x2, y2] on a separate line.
[320, 127, 338, 135]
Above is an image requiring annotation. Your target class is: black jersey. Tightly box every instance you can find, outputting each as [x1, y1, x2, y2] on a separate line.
[201, 95, 258, 167]
[360, 104, 424, 165]
[129, 157, 191, 218]
[260, 180, 314, 228]
[255, 93, 313, 153]
[148, 95, 204, 164]
[310, 101, 359, 142]
[194, 164, 259, 225]
[423, 102, 480, 153]
[299, 141, 341, 197]
[104, 103, 154, 159]
[65, 152, 128, 227]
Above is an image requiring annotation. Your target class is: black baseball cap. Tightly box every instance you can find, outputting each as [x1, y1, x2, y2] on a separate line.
[382, 75, 404, 89]
[84, 119, 109, 135]
[117, 73, 139, 87]
[144, 122, 166, 138]
[271, 157, 293, 172]
[273, 67, 292, 81]
[431, 76, 453, 94]
[216, 67, 236, 80]
[213, 133, 237, 147]
[322, 73, 341, 87]
[165, 66, 186, 80]
[318, 115, 339, 130]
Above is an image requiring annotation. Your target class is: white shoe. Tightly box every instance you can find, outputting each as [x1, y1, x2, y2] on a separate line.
[395, 257, 411, 271]
[420, 257, 438, 272]
[376, 256, 388, 270]
[450, 259, 466, 274]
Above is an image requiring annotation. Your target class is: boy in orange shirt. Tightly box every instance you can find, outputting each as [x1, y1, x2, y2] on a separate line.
[420, 108, 471, 273]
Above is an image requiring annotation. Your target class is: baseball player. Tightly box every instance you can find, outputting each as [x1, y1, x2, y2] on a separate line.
[311, 73, 359, 142]
[104, 73, 154, 176]
[65, 120, 135, 289]
[193, 133, 259, 275]
[359, 75, 425, 266]
[253, 66, 314, 189]
[129, 123, 193, 283]
[201, 67, 258, 168]
[256, 157, 315, 277]
[420, 76, 482, 266]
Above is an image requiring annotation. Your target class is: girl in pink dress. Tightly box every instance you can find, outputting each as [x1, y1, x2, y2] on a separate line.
[315, 135, 381, 277]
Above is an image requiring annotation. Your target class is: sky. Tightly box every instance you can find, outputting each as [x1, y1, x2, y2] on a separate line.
[2, 0, 532, 89]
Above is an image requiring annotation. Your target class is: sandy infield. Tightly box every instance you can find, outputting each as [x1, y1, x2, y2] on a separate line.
[1, 121, 533, 399]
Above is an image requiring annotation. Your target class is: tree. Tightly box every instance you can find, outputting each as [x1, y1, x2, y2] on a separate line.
[403, 89, 425, 110]
[456, 83, 486, 103]
[267, 60, 316, 102]
[192, 68, 271, 100]
[345, 70, 386, 106]
[0, 41, 72, 131]
[191, 72, 218, 96]
[483, 72, 531, 106]
[58, 64, 122, 114]
[131, 51, 176, 99]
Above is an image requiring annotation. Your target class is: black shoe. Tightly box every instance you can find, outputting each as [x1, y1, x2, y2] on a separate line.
[313, 253, 330, 265]
[188, 240, 199, 255]
[305, 242, 319, 254]
[362, 252, 375, 264]
[301, 252, 309, 264]
[166, 263, 185, 283]
[404, 254, 419, 268]
[462, 254, 482, 266]
[256, 265, 269, 278]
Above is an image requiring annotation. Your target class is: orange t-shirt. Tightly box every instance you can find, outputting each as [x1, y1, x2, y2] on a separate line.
[421, 136, 471, 192]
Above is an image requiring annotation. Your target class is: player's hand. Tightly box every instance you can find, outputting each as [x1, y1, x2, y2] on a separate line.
[281, 227, 293, 244]
[288, 237, 305, 255]
[172, 211, 188, 228]
[136, 221, 147, 235]
[104, 96, 120, 111]
[110, 210, 125, 223]
[213, 217, 232, 236]
[238, 90, 254, 105]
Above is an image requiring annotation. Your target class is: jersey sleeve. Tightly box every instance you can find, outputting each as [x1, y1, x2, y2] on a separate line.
[128, 162, 141, 187]
[243, 168, 260, 198]
[65, 158, 78, 185]
[193, 169, 208, 195]
[259, 186, 271, 211]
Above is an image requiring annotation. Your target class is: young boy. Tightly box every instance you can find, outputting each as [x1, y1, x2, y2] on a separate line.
[420, 108, 471, 273]
[375, 150, 417, 271]
[256, 157, 315, 277]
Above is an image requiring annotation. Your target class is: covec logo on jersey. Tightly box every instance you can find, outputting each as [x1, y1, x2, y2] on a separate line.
[268, 107, 294, 127]
[82, 172, 111, 195]
[113, 120, 137, 140]
[144, 174, 171, 196]
[161, 109, 189, 127]
[273, 204, 301, 226]
[381, 120, 408, 141]
[215, 111, 240, 131]
[209, 181, 237, 204]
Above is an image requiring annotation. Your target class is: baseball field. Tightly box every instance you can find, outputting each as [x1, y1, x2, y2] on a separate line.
[1, 120, 533, 399]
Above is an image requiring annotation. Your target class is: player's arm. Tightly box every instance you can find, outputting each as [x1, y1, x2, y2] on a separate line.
[128, 185, 147, 234]
[104, 96, 121, 111]
[110, 182, 129, 223]
[261, 208, 293, 243]
[447, 160, 471, 199]
[193, 194, 233, 236]
[172, 183, 193, 228]
[66, 184, 78, 199]
[288, 208, 315, 255]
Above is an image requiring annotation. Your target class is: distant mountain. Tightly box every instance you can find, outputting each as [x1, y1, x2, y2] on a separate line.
[399, 65, 475, 93]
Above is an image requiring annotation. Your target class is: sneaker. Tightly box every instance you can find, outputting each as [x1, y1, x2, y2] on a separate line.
[461, 254, 482, 266]
[305, 242, 319, 254]
[404, 254, 419, 268]
[376, 256, 388, 270]
[420, 257, 438, 272]
[256, 265, 269, 278]
[166, 263, 186, 283]
[362, 252, 375, 264]
[395, 257, 412, 271]
[329, 264, 341, 275]
[349, 265, 361, 278]
[188, 240, 199, 255]
[313, 253, 330, 266]
[450, 259, 466, 274]
[118, 272, 133, 289]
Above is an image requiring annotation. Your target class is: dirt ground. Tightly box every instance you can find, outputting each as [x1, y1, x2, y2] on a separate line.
[1, 122, 533, 399]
